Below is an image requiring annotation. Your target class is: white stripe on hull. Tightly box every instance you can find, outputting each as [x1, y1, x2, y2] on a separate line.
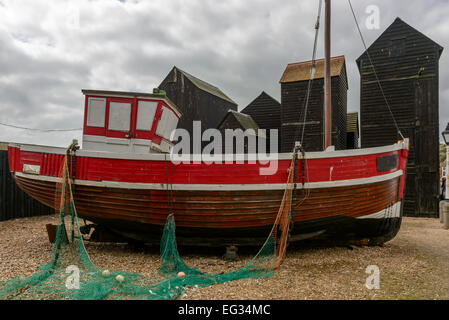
[357, 201, 402, 219]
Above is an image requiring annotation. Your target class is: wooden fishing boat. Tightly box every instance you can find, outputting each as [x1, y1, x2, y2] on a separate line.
[6, 0, 410, 246]
[7, 120, 409, 246]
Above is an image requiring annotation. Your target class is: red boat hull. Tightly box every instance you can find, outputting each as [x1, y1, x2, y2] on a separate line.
[7, 140, 409, 246]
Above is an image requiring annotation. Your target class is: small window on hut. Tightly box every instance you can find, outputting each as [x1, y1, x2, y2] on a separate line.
[136, 101, 158, 131]
[87, 98, 106, 127]
[108, 102, 131, 132]
[389, 37, 406, 57]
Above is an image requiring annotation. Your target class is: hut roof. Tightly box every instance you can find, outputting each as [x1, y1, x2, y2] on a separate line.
[175, 67, 237, 105]
[356, 17, 444, 68]
[280, 55, 346, 84]
[218, 110, 266, 138]
[242, 91, 280, 112]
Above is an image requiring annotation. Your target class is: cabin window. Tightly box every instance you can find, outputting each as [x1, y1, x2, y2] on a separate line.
[156, 107, 178, 140]
[87, 98, 106, 127]
[108, 102, 131, 132]
[377, 154, 398, 172]
[136, 101, 158, 131]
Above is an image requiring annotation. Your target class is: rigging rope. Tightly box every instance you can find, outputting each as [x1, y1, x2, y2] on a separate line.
[0, 121, 82, 132]
[294, 0, 323, 146]
[300, 0, 323, 145]
[347, 0, 405, 141]
[289, 1, 320, 224]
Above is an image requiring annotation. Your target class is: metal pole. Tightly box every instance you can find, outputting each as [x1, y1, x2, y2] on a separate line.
[446, 145, 449, 200]
[324, 0, 332, 150]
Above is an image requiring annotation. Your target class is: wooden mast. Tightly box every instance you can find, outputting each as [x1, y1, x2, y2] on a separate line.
[324, 0, 332, 149]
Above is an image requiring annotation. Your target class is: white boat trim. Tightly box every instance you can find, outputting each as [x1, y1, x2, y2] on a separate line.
[15, 169, 403, 191]
[357, 201, 402, 219]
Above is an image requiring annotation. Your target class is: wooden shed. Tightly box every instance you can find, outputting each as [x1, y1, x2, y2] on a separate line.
[356, 17, 444, 218]
[159, 67, 238, 151]
[280, 55, 348, 152]
[217, 110, 266, 154]
[346, 112, 359, 149]
[241, 91, 281, 153]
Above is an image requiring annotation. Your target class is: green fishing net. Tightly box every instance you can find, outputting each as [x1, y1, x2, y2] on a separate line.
[0, 155, 295, 300]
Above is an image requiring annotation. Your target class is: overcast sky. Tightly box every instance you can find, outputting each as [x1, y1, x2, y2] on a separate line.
[0, 0, 448, 147]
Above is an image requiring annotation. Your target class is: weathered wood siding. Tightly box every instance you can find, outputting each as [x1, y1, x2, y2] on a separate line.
[357, 17, 443, 217]
[0, 151, 53, 221]
[241, 92, 281, 152]
[159, 67, 238, 153]
[280, 66, 348, 153]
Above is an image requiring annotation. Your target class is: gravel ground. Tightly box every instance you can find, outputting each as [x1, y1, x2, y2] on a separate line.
[0, 215, 448, 300]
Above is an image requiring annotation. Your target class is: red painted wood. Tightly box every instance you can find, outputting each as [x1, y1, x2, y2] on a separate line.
[7, 146, 17, 172]
[399, 148, 409, 198]
[82, 95, 88, 136]
[9, 146, 406, 188]
[83, 95, 106, 137]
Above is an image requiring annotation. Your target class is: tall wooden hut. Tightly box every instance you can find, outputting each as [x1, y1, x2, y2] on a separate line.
[280, 55, 348, 153]
[356, 17, 444, 218]
[241, 91, 281, 153]
[159, 66, 238, 151]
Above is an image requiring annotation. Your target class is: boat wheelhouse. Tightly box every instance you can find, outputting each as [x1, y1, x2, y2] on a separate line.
[82, 89, 181, 154]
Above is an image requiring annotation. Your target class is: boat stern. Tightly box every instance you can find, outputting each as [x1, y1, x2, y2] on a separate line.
[398, 138, 410, 199]
[7, 143, 21, 175]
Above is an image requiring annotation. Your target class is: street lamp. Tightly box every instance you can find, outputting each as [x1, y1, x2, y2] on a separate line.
[443, 123, 449, 145]
[443, 123, 449, 201]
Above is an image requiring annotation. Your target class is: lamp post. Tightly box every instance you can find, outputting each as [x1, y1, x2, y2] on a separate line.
[443, 123, 449, 200]
[443, 123, 449, 146]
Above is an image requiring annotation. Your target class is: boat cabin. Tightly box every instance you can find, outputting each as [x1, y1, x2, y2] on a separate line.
[82, 89, 182, 154]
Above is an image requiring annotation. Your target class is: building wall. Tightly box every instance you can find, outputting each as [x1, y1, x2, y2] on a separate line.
[241, 92, 281, 153]
[346, 132, 358, 150]
[280, 74, 347, 153]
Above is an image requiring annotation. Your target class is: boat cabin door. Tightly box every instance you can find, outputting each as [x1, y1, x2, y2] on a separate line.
[105, 98, 134, 151]
[105, 98, 159, 153]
